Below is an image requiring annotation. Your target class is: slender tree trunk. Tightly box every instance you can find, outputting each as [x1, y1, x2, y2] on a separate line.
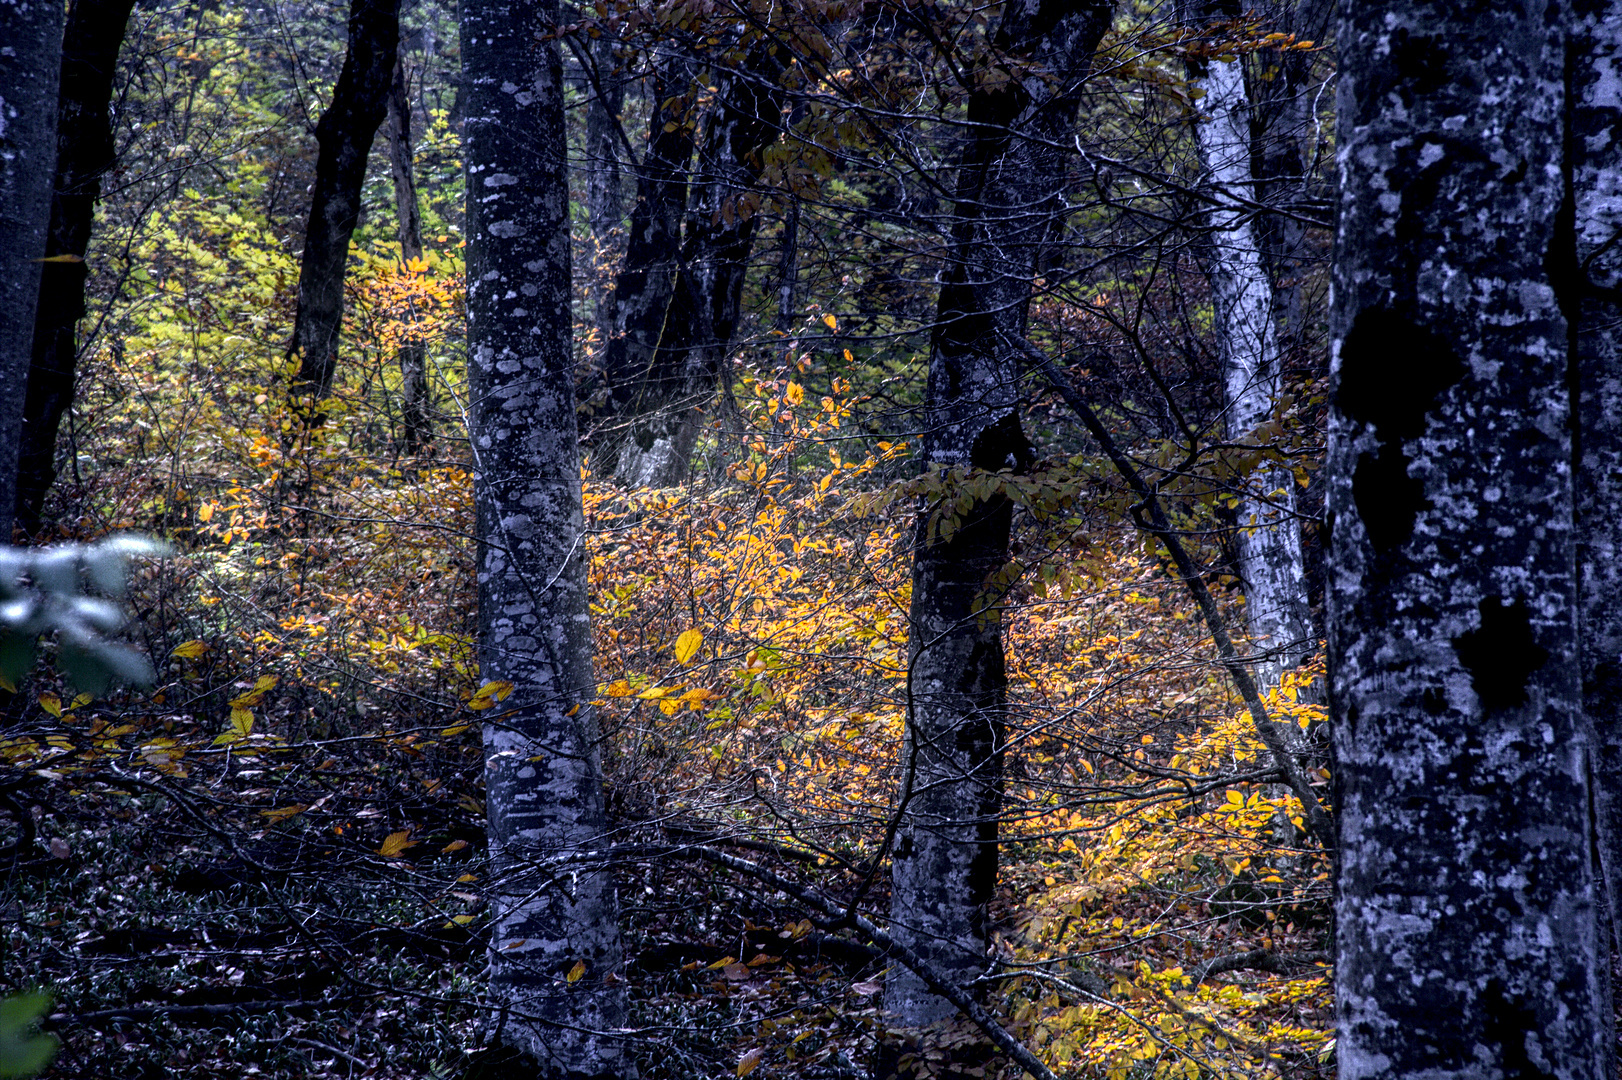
[289, 0, 399, 408]
[385, 49, 430, 453]
[1572, 0, 1622, 985]
[16, 0, 135, 539]
[584, 35, 625, 363]
[1329, 1, 1608, 1076]
[0, 0, 62, 543]
[884, 0, 1111, 1034]
[462, 0, 631, 1071]
[1186, 18, 1311, 690]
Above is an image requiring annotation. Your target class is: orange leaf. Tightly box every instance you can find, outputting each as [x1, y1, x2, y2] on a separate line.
[378, 830, 418, 858]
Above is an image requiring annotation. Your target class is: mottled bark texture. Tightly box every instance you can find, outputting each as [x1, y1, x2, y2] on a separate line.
[584, 34, 625, 354]
[289, 0, 399, 406]
[18, 0, 136, 539]
[385, 50, 430, 453]
[1572, 0, 1622, 961]
[1186, 13, 1311, 691]
[1328, 2, 1609, 1077]
[462, 0, 631, 1072]
[885, 0, 1111, 1030]
[593, 45, 785, 487]
[0, 0, 62, 543]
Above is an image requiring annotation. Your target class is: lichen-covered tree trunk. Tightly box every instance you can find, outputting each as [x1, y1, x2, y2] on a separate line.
[884, 0, 1111, 1031]
[461, 0, 631, 1072]
[0, 0, 62, 543]
[1187, 27, 1311, 691]
[16, 0, 135, 539]
[289, 0, 399, 406]
[1328, 1, 1609, 1076]
[384, 50, 430, 453]
[1572, 0, 1622, 961]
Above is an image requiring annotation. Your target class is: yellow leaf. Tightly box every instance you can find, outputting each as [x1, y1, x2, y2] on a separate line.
[604, 680, 634, 697]
[378, 830, 418, 858]
[440, 724, 470, 737]
[784, 382, 805, 406]
[738, 1048, 764, 1077]
[705, 956, 737, 971]
[230, 706, 253, 737]
[566, 960, 587, 983]
[71, 693, 92, 709]
[469, 680, 515, 710]
[821, 313, 838, 331]
[260, 804, 307, 822]
[38, 694, 61, 718]
[449, 914, 475, 925]
[675, 628, 703, 665]
[172, 640, 207, 660]
[33, 253, 84, 263]
[442, 839, 468, 854]
[197, 502, 215, 523]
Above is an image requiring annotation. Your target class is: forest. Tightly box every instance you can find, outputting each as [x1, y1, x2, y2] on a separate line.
[0, 0, 1618, 1077]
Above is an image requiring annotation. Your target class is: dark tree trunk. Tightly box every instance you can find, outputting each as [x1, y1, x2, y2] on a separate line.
[17, 0, 137, 539]
[884, 0, 1112, 1032]
[593, 44, 786, 487]
[385, 49, 430, 453]
[1572, 0, 1622, 992]
[1329, 1, 1609, 1076]
[585, 54, 695, 479]
[0, 0, 62, 543]
[585, 34, 624, 244]
[289, 0, 399, 407]
[461, 0, 631, 1071]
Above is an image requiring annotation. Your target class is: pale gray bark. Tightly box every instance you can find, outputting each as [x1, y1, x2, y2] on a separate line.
[1572, 0, 1622, 966]
[0, 0, 62, 543]
[462, 0, 631, 1072]
[1329, 1, 1608, 1077]
[1189, 42, 1311, 690]
[885, 0, 1112, 1031]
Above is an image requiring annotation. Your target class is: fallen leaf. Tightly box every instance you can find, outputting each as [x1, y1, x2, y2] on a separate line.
[737, 1048, 764, 1077]
[377, 830, 418, 858]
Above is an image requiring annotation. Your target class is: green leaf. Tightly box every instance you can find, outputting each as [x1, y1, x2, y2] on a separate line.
[0, 994, 58, 1078]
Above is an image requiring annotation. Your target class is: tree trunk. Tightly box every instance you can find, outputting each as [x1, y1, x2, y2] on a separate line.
[584, 34, 625, 360]
[461, 0, 632, 1071]
[884, 0, 1111, 1032]
[1329, 1, 1609, 1076]
[0, 0, 62, 544]
[1186, 18, 1312, 691]
[597, 44, 786, 488]
[385, 49, 430, 453]
[1572, 0, 1622, 985]
[16, 0, 135, 540]
[289, 0, 399, 408]
[586, 54, 694, 479]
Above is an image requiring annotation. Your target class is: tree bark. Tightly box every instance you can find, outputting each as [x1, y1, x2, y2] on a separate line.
[884, 0, 1111, 1030]
[586, 54, 694, 480]
[1186, 17, 1312, 691]
[1571, 0, 1622, 983]
[289, 0, 399, 408]
[597, 44, 786, 488]
[16, 0, 135, 539]
[461, 0, 632, 1071]
[0, 0, 62, 543]
[1329, 1, 1609, 1076]
[385, 49, 430, 453]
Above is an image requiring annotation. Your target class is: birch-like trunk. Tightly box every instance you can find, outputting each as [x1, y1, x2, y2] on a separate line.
[1572, 0, 1622, 967]
[0, 0, 61, 543]
[462, 0, 631, 1071]
[885, 0, 1111, 1032]
[384, 50, 431, 453]
[1190, 44, 1311, 691]
[1329, 0, 1609, 1075]
[289, 0, 398, 407]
